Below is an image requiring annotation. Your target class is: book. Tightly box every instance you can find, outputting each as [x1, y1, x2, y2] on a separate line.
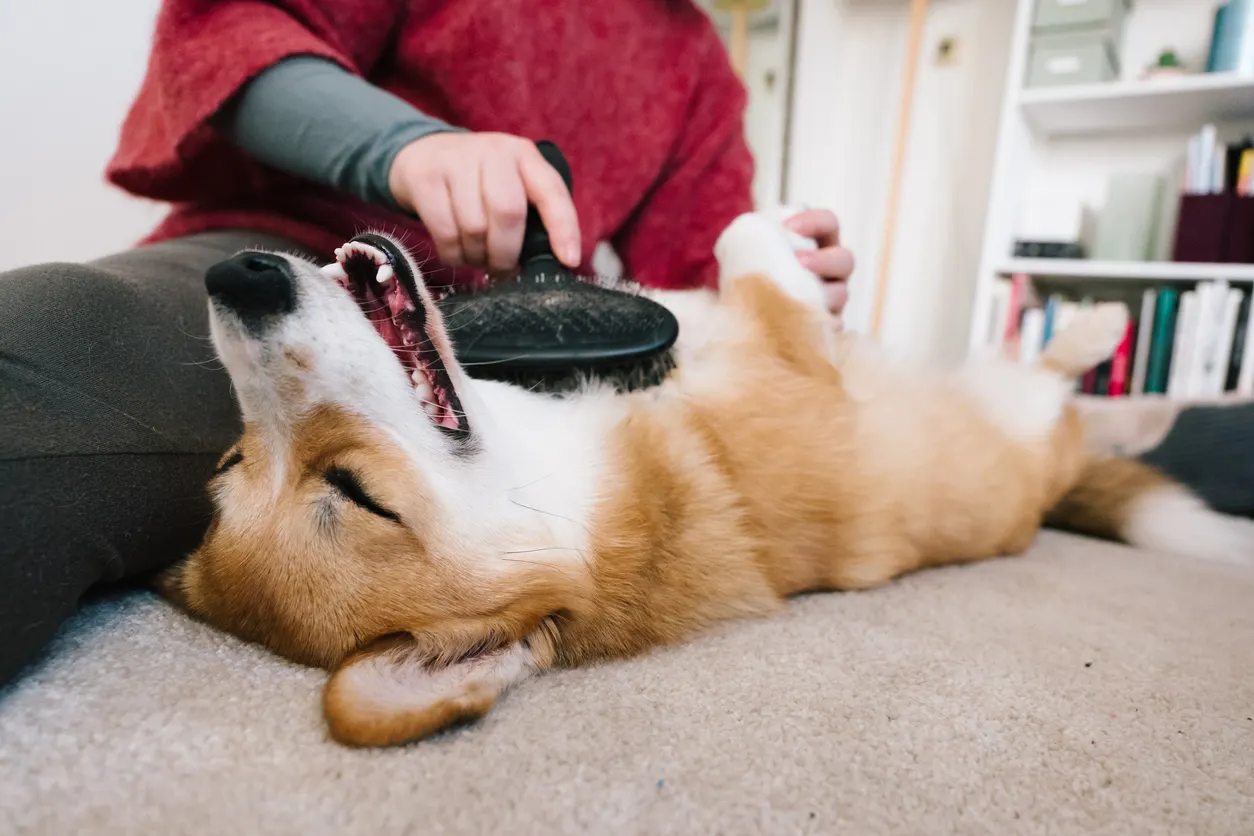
[988, 279, 1011, 349]
[1238, 294, 1254, 394]
[1020, 308, 1046, 365]
[1225, 292, 1251, 391]
[1003, 274, 1029, 359]
[1208, 0, 1254, 76]
[1081, 365, 1098, 395]
[1206, 288, 1244, 396]
[1107, 320, 1135, 397]
[1042, 294, 1061, 346]
[1093, 359, 1112, 395]
[1145, 287, 1179, 394]
[1239, 148, 1254, 197]
[1130, 289, 1157, 395]
[1187, 281, 1231, 398]
[1074, 297, 1096, 393]
[1168, 290, 1198, 398]
[1055, 301, 1078, 335]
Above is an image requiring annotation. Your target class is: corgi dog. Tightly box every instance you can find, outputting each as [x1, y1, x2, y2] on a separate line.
[162, 213, 1254, 748]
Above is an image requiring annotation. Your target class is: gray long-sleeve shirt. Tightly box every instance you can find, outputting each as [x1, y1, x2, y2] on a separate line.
[216, 56, 464, 212]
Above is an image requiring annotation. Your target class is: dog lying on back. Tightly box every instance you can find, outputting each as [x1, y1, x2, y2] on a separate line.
[161, 213, 1254, 747]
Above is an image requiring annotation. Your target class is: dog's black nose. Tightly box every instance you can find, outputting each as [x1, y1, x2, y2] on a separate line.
[205, 252, 296, 324]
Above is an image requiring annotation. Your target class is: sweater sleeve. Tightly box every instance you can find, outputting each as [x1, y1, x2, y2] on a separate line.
[107, 0, 404, 202]
[610, 29, 756, 291]
[217, 56, 465, 212]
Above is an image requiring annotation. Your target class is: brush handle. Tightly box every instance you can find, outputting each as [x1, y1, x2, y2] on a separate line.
[518, 140, 574, 280]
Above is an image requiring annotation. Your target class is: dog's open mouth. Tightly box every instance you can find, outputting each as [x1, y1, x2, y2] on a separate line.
[326, 234, 469, 437]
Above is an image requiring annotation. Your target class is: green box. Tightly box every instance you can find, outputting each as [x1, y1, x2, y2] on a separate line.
[1026, 31, 1120, 88]
[1032, 0, 1130, 34]
[1093, 172, 1164, 261]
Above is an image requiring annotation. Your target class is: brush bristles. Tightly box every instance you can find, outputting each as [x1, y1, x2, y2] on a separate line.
[479, 351, 676, 396]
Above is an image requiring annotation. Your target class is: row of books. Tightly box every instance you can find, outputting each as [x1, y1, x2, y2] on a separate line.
[985, 274, 1254, 398]
[1185, 125, 1254, 196]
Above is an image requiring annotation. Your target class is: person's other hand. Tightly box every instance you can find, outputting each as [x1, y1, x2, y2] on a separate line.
[388, 132, 581, 274]
[784, 209, 855, 328]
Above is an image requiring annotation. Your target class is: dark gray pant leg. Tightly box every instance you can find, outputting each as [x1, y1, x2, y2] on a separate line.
[0, 231, 315, 685]
[1139, 403, 1254, 518]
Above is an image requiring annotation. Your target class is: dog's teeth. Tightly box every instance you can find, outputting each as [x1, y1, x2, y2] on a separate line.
[412, 370, 433, 399]
[320, 263, 348, 280]
[423, 401, 440, 420]
[377, 264, 395, 286]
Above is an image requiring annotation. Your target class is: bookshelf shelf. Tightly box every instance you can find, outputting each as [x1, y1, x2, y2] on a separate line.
[997, 258, 1254, 283]
[1019, 73, 1254, 138]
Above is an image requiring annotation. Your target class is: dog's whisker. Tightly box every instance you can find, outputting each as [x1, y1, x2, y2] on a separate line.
[509, 498, 593, 537]
[507, 472, 556, 492]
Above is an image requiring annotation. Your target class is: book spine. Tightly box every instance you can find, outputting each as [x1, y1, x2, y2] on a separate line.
[1145, 287, 1179, 394]
[1238, 291, 1254, 394]
[1107, 320, 1135, 397]
[1131, 288, 1157, 395]
[988, 279, 1011, 349]
[1056, 301, 1078, 335]
[1210, 288, 1243, 396]
[1081, 365, 1098, 395]
[1003, 274, 1027, 359]
[1042, 294, 1060, 346]
[1226, 291, 1251, 391]
[1188, 281, 1228, 398]
[1168, 291, 1198, 399]
[1019, 308, 1046, 365]
[1188, 283, 1218, 398]
[1093, 360, 1112, 396]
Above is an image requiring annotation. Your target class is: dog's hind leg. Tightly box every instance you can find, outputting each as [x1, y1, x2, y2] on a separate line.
[1038, 302, 1129, 379]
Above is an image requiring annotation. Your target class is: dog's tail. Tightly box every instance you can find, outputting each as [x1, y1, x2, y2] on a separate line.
[1046, 456, 1254, 563]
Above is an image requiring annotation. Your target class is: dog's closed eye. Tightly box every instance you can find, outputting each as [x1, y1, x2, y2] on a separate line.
[215, 449, 244, 476]
[324, 467, 401, 523]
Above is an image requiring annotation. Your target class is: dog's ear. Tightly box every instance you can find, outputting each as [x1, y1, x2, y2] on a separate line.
[323, 631, 548, 747]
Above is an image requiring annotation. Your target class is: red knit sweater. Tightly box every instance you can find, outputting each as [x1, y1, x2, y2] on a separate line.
[107, 0, 755, 291]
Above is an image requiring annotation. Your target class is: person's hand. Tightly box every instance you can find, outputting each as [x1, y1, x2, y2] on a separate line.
[784, 209, 855, 328]
[388, 132, 581, 274]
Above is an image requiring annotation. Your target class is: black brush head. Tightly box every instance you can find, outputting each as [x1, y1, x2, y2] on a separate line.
[436, 278, 678, 388]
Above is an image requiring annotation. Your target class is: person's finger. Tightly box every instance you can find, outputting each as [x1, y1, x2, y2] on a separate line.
[799, 245, 856, 282]
[823, 281, 849, 318]
[519, 148, 581, 267]
[785, 208, 842, 249]
[448, 164, 489, 268]
[414, 176, 464, 266]
[481, 156, 528, 274]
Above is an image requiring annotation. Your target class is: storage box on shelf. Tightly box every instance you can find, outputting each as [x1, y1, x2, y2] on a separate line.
[1026, 0, 1131, 89]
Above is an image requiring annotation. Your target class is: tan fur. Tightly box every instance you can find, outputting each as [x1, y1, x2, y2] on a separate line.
[168, 268, 1198, 748]
[1044, 456, 1173, 542]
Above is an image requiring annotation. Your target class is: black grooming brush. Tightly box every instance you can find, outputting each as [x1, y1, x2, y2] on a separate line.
[436, 140, 679, 394]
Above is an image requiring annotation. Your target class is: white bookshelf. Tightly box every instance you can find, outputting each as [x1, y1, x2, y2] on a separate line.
[1020, 73, 1254, 137]
[997, 257, 1254, 283]
[967, 0, 1254, 352]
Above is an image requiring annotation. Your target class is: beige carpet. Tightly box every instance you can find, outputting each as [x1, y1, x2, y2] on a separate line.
[2, 531, 1251, 835]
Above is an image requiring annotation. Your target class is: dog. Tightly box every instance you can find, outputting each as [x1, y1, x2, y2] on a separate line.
[160, 213, 1254, 748]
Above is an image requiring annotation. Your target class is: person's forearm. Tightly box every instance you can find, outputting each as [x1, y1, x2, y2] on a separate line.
[215, 56, 464, 211]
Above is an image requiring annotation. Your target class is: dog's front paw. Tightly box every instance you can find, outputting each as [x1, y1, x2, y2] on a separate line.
[714, 212, 825, 311]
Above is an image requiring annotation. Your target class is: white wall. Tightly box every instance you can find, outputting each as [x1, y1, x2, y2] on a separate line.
[787, 0, 1016, 364]
[0, 0, 165, 271]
